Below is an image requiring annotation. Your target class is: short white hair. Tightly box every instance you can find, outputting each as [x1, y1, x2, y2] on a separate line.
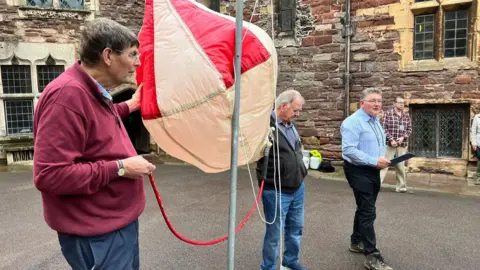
[360, 87, 382, 100]
[275, 89, 304, 109]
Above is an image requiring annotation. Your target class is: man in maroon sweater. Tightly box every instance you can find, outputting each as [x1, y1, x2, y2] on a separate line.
[33, 18, 156, 269]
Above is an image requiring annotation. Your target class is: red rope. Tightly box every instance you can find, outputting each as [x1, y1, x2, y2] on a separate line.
[148, 174, 264, 245]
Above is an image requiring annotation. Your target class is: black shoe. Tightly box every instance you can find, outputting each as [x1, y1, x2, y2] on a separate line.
[349, 242, 364, 253]
[364, 252, 393, 270]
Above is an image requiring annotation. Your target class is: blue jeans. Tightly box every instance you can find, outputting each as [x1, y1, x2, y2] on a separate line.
[58, 219, 140, 270]
[261, 182, 305, 270]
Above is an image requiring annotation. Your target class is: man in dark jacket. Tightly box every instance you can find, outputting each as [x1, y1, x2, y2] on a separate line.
[256, 90, 308, 270]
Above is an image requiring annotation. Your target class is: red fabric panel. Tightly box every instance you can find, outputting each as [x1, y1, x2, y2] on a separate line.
[136, 0, 161, 120]
[136, 0, 272, 120]
[170, 0, 271, 89]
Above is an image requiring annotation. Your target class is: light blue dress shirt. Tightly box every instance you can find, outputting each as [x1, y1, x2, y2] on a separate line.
[341, 108, 386, 167]
[96, 81, 113, 100]
[88, 75, 112, 100]
[272, 111, 298, 150]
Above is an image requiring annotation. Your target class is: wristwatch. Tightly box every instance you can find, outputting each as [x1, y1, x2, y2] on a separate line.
[116, 160, 125, 176]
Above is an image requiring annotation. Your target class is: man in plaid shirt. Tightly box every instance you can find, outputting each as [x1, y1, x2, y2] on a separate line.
[380, 97, 412, 192]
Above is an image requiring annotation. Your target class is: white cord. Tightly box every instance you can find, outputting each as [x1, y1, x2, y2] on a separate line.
[230, 0, 279, 225]
[232, 0, 284, 265]
[236, 0, 282, 225]
[269, 1, 284, 266]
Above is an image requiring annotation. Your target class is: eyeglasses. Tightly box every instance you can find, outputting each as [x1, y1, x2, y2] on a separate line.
[364, 99, 382, 104]
[113, 49, 141, 63]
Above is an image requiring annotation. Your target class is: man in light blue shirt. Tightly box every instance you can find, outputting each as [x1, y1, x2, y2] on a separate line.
[341, 87, 393, 270]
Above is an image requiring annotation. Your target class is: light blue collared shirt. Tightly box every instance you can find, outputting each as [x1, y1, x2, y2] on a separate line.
[88, 75, 112, 100]
[341, 108, 386, 167]
[272, 111, 298, 150]
[96, 81, 112, 100]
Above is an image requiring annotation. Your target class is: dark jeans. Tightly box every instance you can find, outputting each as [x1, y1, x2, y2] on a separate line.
[344, 161, 380, 255]
[58, 219, 140, 270]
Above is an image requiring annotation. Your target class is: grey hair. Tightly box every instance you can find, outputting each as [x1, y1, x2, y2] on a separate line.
[79, 18, 140, 67]
[275, 89, 304, 109]
[360, 87, 382, 100]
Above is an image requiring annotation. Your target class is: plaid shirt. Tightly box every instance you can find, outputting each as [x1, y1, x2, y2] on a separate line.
[381, 107, 412, 148]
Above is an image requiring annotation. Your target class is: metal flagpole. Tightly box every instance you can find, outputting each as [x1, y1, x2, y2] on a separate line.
[227, 0, 244, 269]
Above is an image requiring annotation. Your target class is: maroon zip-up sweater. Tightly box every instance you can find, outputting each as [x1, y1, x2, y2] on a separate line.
[33, 61, 145, 236]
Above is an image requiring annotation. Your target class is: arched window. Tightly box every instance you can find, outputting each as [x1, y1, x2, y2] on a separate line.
[36, 55, 64, 93]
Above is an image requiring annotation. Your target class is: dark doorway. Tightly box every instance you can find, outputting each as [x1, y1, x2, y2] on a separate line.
[113, 89, 151, 154]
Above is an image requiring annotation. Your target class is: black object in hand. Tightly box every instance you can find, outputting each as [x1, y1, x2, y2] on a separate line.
[389, 153, 415, 166]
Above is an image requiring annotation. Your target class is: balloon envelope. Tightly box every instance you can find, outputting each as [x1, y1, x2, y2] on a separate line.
[136, 0, 277, 173]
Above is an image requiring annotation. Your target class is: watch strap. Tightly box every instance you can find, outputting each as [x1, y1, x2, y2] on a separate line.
[117, 159, 124, 170]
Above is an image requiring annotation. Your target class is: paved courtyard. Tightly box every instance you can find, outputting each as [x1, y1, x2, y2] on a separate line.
[1, 164, 479, 269]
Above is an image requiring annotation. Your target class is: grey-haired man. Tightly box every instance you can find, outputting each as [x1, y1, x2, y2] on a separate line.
[341, 88, 393, 270]
[34, 18, 155, 269]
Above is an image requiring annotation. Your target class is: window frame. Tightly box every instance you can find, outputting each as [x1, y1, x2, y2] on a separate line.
[26, 0, 85, 10]
[443, 9, 469, 58]
[278, 0, 296, 33]
[413, 13, 436, 60]
[0, 62, 36, 136]
[0, 55, 64, 137]
[410, 104, 468, 159]
[3, 99, 35, 136]
[404, 0, 476, 71]
[412, 7, 472, 61]
[36, 64, 65, 93]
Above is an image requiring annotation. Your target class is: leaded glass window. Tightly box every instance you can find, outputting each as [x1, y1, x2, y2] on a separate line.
[27, 0, 53, 8]
[37, 65, 64, 92]
[59, 0, 84, 9]
[411, 106, 465, 158]
[411, 108, 436, 157]
[1, 64, 34, 136]
[0, 65, 32, 94]
[444, 10, 468, 58]
[438, 109, 463, 156]
[4, 100, 34, 135]
[414, 14, 435, 60]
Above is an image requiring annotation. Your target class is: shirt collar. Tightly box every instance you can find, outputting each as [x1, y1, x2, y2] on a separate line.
[88, 75, 112, 101]
[358, 108, 377, 122]
[97, 82, 113, 100]
[271, 110, 293, 127]
[391, 107, 403, 117]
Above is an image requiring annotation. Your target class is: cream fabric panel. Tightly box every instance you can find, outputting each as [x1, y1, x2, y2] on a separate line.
[153, 0, 224, 113]
[145, 61, 274, 173]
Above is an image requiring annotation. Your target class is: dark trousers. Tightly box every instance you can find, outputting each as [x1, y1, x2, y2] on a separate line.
[58, 219, 140, 270]
[344, 161, 380, 255]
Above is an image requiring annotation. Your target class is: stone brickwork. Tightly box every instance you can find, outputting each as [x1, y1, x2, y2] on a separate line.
[2, 0, 480, 175]
[273, 0, 406, 159]
[0, 0, 145, 48]
[0, 0, 147, 163]
[225, 0, 480, 169]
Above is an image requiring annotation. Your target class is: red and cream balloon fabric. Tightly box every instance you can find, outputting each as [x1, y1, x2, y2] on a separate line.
[136, 0, 277, 173]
